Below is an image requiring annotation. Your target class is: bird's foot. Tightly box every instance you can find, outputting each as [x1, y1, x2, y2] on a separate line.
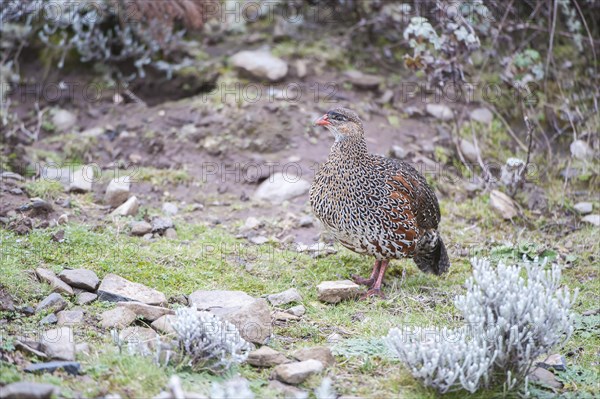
[359, 289, 386, 300]
[351, 274, 374, 287]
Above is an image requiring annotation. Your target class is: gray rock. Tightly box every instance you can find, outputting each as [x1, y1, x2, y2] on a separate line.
[529, 367, 562, 389]
[230, 50, 288, 82]
[581, 214, 600, 227]
[164, 228, 178, 239]
[469, 107, 493, 124]
[56, 310, 84, 325]
[223, 299, 272, 344]
[272, 359, 324, 385]
[58, 269, 99, 291]
[317, 280, 360, 304]
[560, 167, 580, 179]
[57, 214, 68, 225]
[242, 216, 261, 231]
[292, 346, 335, 367]
[130, 221, 153, 236]
[119, 326, 158, 345]
[1, 171, 24, 181]
[24, 360, 80, 375]
[267, 380, 308, 399]
[36, 268, 74, 295]
[99, 307, 136, 329]
[267, 288, 303, 306]
[294, 59, 308, 79]
[97, 274, 167, 305]
[52, 109, 77, 132]
[489, 190, 518, 219]
[104, 179, 131, 208]
[0, 381, 58, 399]
[151, 217, 174, 233]
[81, 126, 104, 137]
[297, 216, 313, 228]
[162, 202, 178, 216]
[254, 173, 310, 204]
[68, 168, 92, 193]
[425, 103, 454, 121]
[0, 288, 16, 312]
[247, 346, 290, 367]
[249, 235, 268, 245]
[273, 311, 300, 322]
[151, 314, 177, 335]
[39, 313, 58, 325]
[574, 202, 593, 215]
[286, 305, 306, 317]
[537, 354, 567, 371]
[343, 70, 383, 90]
[75, 342, 90, 355]
[117, 301, 173, 321]
[36, 293, 68, 313]
[76, 292, 97, 305]
[570, 140, 594, 160]
[189, 290, 255, 312]
[391, 145, 408, 159]
[40, 326, 76, 361]
[459, 139, 479, 163]
[111, 196, 139, 217]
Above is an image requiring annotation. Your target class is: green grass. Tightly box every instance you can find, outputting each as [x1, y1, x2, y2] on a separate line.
[1, 199, 598, 397]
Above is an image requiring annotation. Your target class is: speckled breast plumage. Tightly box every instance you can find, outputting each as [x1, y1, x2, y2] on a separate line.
[310, 153, 440, 260]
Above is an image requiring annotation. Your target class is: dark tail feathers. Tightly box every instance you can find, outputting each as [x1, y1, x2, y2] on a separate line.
[413, 231, 450, 275]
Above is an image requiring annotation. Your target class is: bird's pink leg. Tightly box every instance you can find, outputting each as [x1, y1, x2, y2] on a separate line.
[361, 260, 388, 299]
[352, 260, 381, 287]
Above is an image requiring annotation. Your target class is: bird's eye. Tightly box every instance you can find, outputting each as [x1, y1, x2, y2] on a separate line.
[329, 113, 346, 121]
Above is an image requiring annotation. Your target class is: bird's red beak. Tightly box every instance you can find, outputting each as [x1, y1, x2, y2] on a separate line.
[314, 114, 331, 126]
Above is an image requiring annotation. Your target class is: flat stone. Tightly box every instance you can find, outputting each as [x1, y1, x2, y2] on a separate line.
[242, 216, 261, 231]
[253, 173, 310, 204]
[104, 179, 131, 208]
[189, 290, 255, 312]
[537, 354, 567, 371]
[56, 310, 84, 325]
[459, 139, 479, 163]
[0, 381, 59, 399]
[151, 314, 177, 335]
[117, 301, 173, 321]
[317, 280, 360, 304]
[286, 305, 306, 317]
[40, 313, 58, 325]
[343, 70, 383, 90]
[230, 50, 288, 82]
[164, 228, 178, 239]
[111, 196, 139, 217]
[36, 293, 68, 313]
[40, 326, 76, 361]
[273, 311, 300, 322]
[529, 367, 563, 389]
[469, 107, 493, 124]
[391, 145, 408, 159]
[0, 287, 16, 311]
[223, 299, 272, 344]
[247, 346, 290, 367]
[267, 380, 308, 398]
[58, 269, 99, 291]
[36, 268, 74, 295]
[425, 103, 454, 121]
[489, 189, 518, 219]
[130, 221, 152, 236]
[76, 292, 97, 305]
[68, 168, 92, 193]
[271, 359, 324, 385]
[1, 171, 24, 181]
[99, 307, 136, 329]
[292, 346, 335, 367]
[75, 343, 90, 355]
[24, 360, 81, 375]
[119, 326, 158, 345]
[573, 202, 593, 215]
[297, 215, 313, 228]
[97, 274, 167, 305]
[581, 214, 600, 227]
[267, 288, 303, 306]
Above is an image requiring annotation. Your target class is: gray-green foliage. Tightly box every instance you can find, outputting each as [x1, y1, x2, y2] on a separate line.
[385, 257, 577, 394]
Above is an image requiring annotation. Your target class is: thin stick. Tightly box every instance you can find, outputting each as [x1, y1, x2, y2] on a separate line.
[572, 0, 597, 64]
[522, 115, 534, 182]
[544, 0, 558, 89]
[484, 102, 529, 151]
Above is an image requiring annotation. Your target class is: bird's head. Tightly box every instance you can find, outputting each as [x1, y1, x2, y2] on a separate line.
[314, 107, 363, 141]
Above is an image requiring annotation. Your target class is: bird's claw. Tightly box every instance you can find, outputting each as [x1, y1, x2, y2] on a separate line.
[359, 289, 386, 300]
[351, 274, 374, 287]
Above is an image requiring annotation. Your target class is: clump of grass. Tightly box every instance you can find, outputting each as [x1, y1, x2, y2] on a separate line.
[24, 179, 63, 200]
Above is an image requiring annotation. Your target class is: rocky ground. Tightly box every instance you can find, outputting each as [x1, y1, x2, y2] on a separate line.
[1, 13, 599, 399]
